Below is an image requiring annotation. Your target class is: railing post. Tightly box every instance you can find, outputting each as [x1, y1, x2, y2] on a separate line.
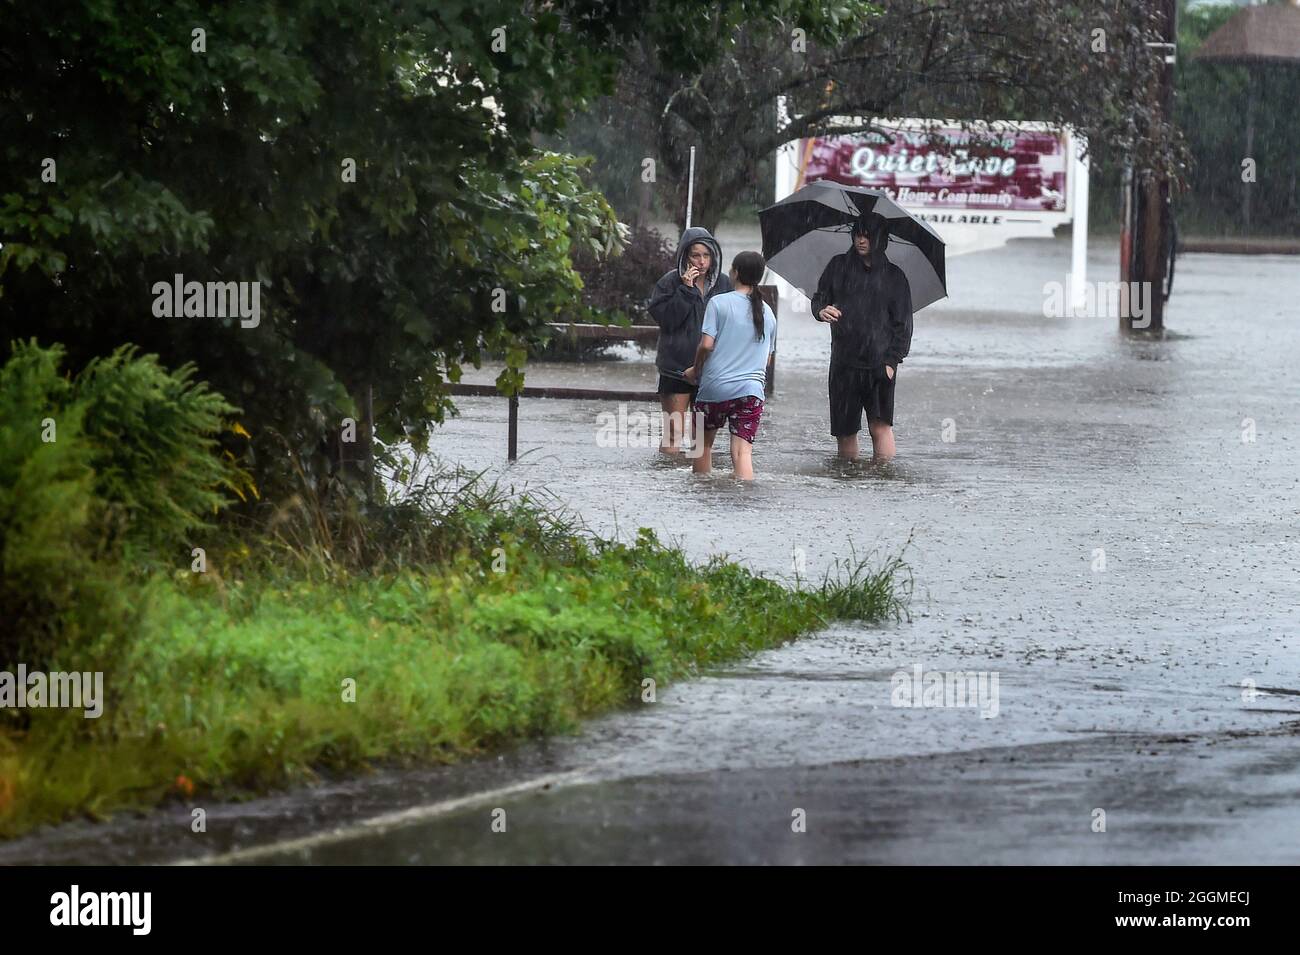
[507, 394, 518, 461]
[446, 374, 660, 462]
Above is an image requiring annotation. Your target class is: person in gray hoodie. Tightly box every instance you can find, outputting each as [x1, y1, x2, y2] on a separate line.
[647, 226, 733, 454]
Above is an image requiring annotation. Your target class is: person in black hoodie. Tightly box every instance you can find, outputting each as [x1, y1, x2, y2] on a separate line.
[647, 227, 733, 454]
[810, 212, 913, 462]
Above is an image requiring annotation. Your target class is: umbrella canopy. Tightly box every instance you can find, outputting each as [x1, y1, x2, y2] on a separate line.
[760, 181, 948, 311]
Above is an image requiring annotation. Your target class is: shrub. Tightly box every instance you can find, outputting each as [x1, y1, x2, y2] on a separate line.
[571, 224, 674, 325]
[74, 345, 255, 560]
[0, 340, 250, 669]
[0, 342, 103, 668]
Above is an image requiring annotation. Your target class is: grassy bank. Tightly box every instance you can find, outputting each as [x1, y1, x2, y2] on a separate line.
[0, 340, 908, 839]
[0, 483, 908, 839]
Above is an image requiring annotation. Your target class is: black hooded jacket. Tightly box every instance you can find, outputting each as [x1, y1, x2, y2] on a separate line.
[647, 227, 733, 379]
[810, 213, 913, 371]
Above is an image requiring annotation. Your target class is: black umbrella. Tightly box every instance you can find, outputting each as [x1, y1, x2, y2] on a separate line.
[760, 182, 947, 310]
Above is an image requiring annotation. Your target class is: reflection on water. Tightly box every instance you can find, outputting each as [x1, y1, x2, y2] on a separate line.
[647, 452, 691, 471]
[814, 455, 929, 484]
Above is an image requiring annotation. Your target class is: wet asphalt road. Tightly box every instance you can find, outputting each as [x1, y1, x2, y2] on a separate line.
[3, 236, 1298, 865]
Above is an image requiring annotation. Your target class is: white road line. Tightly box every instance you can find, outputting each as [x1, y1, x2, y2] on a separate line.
[181, 767, 599, 865]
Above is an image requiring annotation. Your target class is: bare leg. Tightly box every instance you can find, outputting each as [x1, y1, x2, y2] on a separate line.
[836, 433, 860, 460]
[659, 393, 691, 453]
[867, 418, 895, 461]
[692, 427, 718, 474]
[731, 434, 754, 480]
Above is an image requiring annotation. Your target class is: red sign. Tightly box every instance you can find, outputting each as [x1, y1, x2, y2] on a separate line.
[798, 123, 1070, 214]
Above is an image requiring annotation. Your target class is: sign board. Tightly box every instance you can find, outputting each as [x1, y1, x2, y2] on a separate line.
[773, 110, 1090, 308]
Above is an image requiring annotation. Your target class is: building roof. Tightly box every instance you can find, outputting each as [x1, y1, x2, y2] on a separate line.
[1195, 4, 1300, 64]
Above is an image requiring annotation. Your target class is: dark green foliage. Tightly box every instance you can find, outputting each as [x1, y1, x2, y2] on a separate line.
[0, 342, 102, 669]
[74, 346, 253, 558]
[0, 341, 248, 669]
[0, 0, 835, 498]
[606, 1, 1188, 234]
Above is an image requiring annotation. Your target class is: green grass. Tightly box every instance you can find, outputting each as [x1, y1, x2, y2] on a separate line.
[0, 502, 909, 839]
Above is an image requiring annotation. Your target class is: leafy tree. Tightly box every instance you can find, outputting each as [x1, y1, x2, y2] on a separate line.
[1, 0, 835, 499]
[610, 0, 1190, 233]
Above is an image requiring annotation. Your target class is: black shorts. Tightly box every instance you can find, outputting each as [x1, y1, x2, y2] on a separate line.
[829, 362, 895, 435]
[657, 374, 697, 398]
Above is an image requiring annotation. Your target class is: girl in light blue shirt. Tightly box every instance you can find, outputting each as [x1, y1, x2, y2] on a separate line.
[683, 251, 776, 480]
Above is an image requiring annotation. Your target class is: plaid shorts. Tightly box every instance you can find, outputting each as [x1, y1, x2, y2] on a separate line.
[695, 395, 765, 443]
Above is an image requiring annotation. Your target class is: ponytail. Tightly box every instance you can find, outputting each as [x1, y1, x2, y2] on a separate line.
[731, 250, 768, 342]
[751, 288, 766, 340]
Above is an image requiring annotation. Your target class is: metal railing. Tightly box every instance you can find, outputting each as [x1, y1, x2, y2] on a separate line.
[451, 286, 778, 460]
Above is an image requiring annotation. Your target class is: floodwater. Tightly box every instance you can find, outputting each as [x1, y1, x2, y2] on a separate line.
[5, 236, 1299, 864]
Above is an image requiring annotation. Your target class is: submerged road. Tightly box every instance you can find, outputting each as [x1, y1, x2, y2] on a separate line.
[5, 237, 1299, 865]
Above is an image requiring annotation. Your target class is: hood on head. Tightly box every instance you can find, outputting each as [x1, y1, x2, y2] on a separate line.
[676, 226, 723, 292]
[850, 211, 891, 266]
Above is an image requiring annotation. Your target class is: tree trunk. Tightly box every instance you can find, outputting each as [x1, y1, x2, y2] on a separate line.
[636, 177, 652, 229]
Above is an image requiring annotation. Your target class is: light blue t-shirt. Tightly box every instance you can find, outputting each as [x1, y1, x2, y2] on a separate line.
[695, 291, 777, 404]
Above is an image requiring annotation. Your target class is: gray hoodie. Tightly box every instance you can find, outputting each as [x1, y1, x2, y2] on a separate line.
[647, 227, 733, 380]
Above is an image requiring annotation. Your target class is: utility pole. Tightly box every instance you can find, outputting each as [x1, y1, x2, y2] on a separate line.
[1123, 0, 1177, 335]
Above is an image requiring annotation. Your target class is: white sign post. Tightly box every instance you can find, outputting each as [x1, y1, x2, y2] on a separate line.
[1069, 133, 1090, 314]
[685, 145, 696, 230]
